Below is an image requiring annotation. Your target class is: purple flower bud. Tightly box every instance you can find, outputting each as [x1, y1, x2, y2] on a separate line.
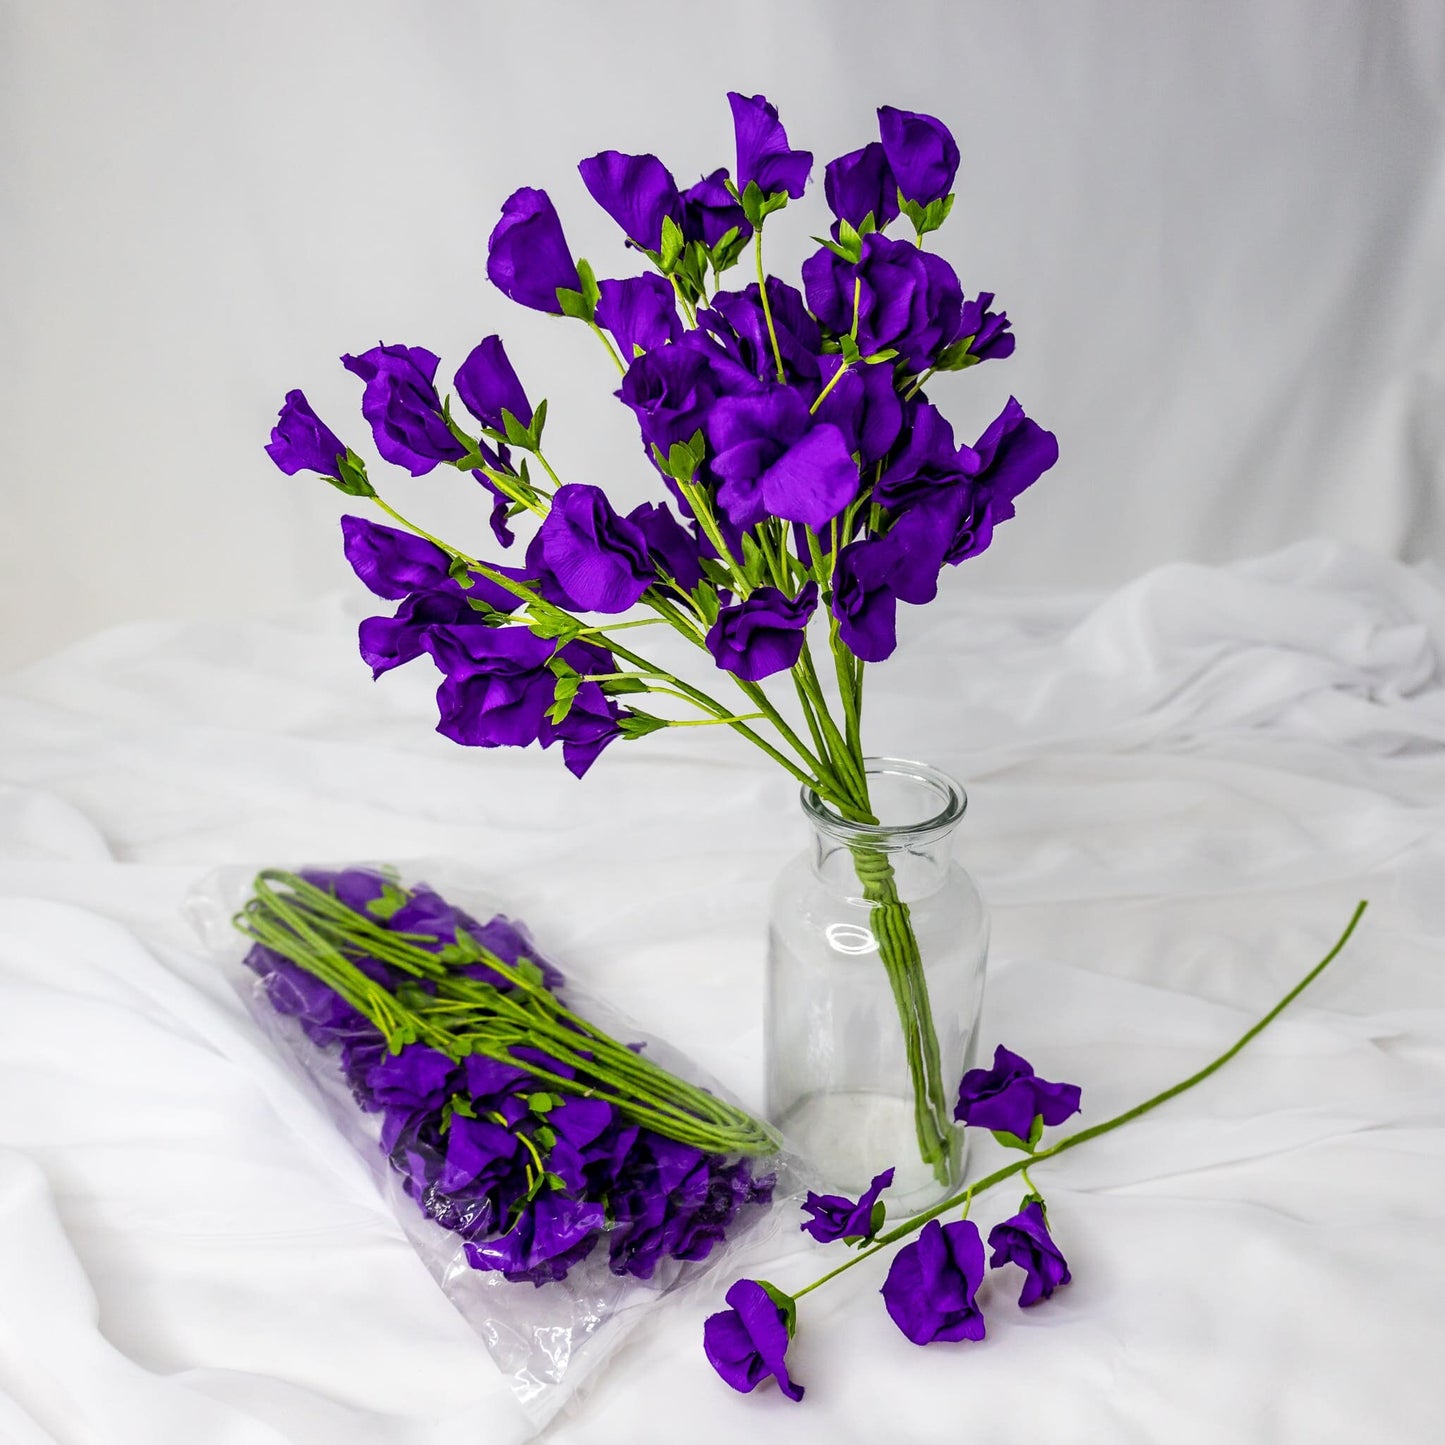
[800, 1166, 894, 1243]
[341, 344, 466, 476]
[958, 292, 1015, 364]
[596, 274, 683, 361]
[454, 335, 533, 434]
[877, 105, 960, 206]
[703, 1278, 804, 1401]
[705, 583, 817, 681]
[881, 1217, 986, 1345]
[486, 187, 582, 314]
[728, 92, 812, 200]
[530, 483, 656, 613]
[680, 168, 752, 247]
[578, 150, 684, 252]
[264, 390, 349, 479]
[954, 1045, 1081, 1139]
[988, 1200, 1072, 1306]
[823, 142, 899, 230]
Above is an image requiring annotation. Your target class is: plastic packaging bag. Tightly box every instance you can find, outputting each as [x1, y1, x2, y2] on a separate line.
[186, 859, 787, 1428]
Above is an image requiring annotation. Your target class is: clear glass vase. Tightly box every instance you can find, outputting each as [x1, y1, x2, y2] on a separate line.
[766, 759, 989, 1213]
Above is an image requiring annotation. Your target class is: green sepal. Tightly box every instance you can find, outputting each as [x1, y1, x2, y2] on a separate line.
[659, 214, 687, 272]
[862, 347, 898, 365]
[330, 449, 376, 498]
[525, 601, 584, 645]
[697, 557, 734, 591]
[810, 231, 861, 265]
[838, 333, 862, 365]
[446, 555, 475, 590]
[527, 1093, 555, 1115]
[1019, 1190, 1046, 1214]
[600, 675, 650, 696]
[899, 190, 955, 239]
[757, 1280, 799, 1337]
[619, 711, 671, 739]
[738, 179, 790, 229]
[499, 407, 528, 451]
[869, 1197, 888, 1238]
[932, 337, 983, 373]
[439, 1094, 476, 1133]
[738, 532, 770, 588]
[991, 1113, 1045, 1153]
[464, 594, 511, 624]
[709, 225, 748, 273]
[546, 662, 582, 724]
[555, 256, 601, 322]
[364, 880, 409, 921]
[540, 1168, 565, 1190]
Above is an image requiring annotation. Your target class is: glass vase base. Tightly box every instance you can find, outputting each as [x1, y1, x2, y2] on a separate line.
[778, 1090, 967, 1215]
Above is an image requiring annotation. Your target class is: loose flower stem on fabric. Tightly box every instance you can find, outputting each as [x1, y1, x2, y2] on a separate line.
[790, 900, 1369, 1299]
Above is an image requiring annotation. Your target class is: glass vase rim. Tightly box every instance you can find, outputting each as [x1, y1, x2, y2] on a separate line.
[800, 757, 967, 849]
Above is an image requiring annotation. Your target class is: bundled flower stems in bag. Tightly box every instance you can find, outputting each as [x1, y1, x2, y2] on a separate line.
[187, 862, 785, 1424]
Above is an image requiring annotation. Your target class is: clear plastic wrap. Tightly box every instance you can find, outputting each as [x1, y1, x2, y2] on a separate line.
[186, 859, 788, 1428]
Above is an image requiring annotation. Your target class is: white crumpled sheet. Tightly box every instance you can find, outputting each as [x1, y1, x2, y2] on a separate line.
[0, 539, 1441, 1444]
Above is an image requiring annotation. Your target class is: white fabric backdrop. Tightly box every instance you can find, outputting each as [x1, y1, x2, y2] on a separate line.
[4, 0, 1444, 667]
[0, 540, 1442, 1441]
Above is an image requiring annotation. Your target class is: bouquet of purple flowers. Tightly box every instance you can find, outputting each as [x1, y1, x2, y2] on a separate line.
[265, 93, 1058, 1187]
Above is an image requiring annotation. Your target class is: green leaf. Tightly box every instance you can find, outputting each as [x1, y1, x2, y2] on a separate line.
[450, 1093, 476, 1120]
[464, 595, 510, 624]
[331, 449, 376, 498]
[555, 286, 594, 322]
[861, 347, 898, 365]
[659, 214, 686, 271]
[667, 440, 700, 483]
[446, 554, 475, 590]
[709, 226, 747, 273]
[575, 256, 601, 314]
[365, 881, 409, 920]
[933, 338, 981, 373]
[619, 711, 670, 739]
[691, 580, 722, 625]
[868, 1197, 887, 1238]
[528, 1093, 555, 1115]
[697, 557, 734, 591]
[547, 664, 582, 724]
[810, 232, 860, 265]
[991, 1128, 1032, 1153]
[900, 191, 956, 239]
[1028, 1112, 1045, 1149]
[758, 1280, 799, 1337]
[528, 396, 548, 449]
[600, 675, 650, 696]
[513, 957, 546, 989]
[541, 1168, 565, 1190]
[500, 408, 533, 450]
[838, 333, 861, 365]
[738, 532, 769, 587]
[525, 601, 583, 643]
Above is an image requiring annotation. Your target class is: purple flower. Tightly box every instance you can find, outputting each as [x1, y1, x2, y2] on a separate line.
[529, 483, 655, 613]
[702, 279, 822, 385]
[881, 1218, 986, 1346]
[823, 142, 899, 230]
[811, 353, 904, 466]
[801, 233, 962, 371]
[341, 515, 456, 599]
[420, 626, 624, 778]
[988, 1200, 1072, 1306]
[358, 588, 478, 678]
[954, 1045, 1081, 1141]
[873, 399, 975, 512]
[878, 106, 960, 206]
[341, 344, 466, 476]
[486, 187, 582, 315]
[958, 292, 1014, 364]
[616, 335, 757, 456]
[831, 507, 949, 662]
[264, 390, 349, 480]
[706, 386, 857, 531]
[703, 1279, 804, 1402]
[596, 274, 683, 361]
[627, 501, 704, 590]
[454, 336, 533, 434]
[439, 1116, 520, 1195]
[800, 1166, 894, 1243]
[364, 1044, 457, 1112]
[967, 397, 1059, 532]
[705, 583, 817, 681]
[464, 1192, 605, 1286]
[728, 92, 812, 200]
[680, 168, 752, 247]
[578, 150, 683, 252]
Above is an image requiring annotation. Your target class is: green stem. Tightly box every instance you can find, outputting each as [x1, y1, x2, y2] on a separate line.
[810, 360, 851, 415]
[588, 321, 627, 375]
[755, 224, 786, 384]
[792, 900, 1369, 1298]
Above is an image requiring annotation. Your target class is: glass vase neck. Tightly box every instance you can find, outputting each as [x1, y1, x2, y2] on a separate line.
[801, 758, 967, 855]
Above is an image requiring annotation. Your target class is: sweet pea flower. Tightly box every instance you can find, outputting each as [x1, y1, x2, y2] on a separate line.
[872, 399, 977, 512]
[800, 1166, 894, 1243]
[967, 397, 1060, 533]
[595, 274, 683, 361]
[627, 501, 704, 590]
[705, 583, 818, 680]
[680, 168, 752, 247]
[877, 105, 960, 206]
[616, 336, 757, 456]
[958, 292, 1015, 364]
[529, 483, 656, 613]
[705, 386, 857, 531]
[340, 515, 456, 599]
[358, 589, 477, 678]
[988, 1200, 1072, 1306]
[486, 187, 583, 314]
[342, 344, 466, 476]
[823, 142, 899, 231]
[465, 1191, 607, 1286]
[811, 353, 904, 465]
[578, 150, 683, 251]
[881, 1217, 986, 1345]
[801, 232, 963, 371]
[264, 390, 349, 480]
[702, 278, 822, 384]
[954, 1045, 1082, 1140]
[831, 506, 950, 662]
[728, 92, 812, 200]
[454, 336, 533, 434]
[703, 1279, 804, 1401]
